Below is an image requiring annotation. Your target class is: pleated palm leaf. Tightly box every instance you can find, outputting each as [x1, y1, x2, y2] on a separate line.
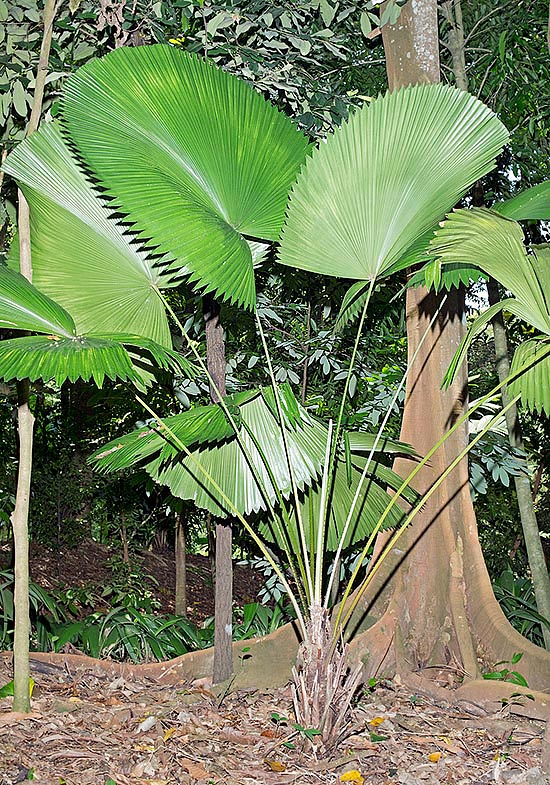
[56, 44, 310, 311]
[407, 178, 550, 295]
[3, 123, 173, 345]
[0, 266, 190, 386]
[276, 83, 508, 328]
[430, 207, 550, 414]
[90, 384, 418, 554]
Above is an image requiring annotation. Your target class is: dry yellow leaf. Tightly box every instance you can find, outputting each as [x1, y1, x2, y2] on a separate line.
[163, 727, 179, 742]
[340, 769, 365, 784]
[264, 758, 286, 772]
[428, 751, 442, 763]
[133, 743, 156, 752]
[368, 716, 385, 727]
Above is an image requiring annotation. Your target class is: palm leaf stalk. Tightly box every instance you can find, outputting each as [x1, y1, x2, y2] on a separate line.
[134, 394, 309, 635]
[255, 312, 315, 603]
[159, 291, 314, 608]
[323, 294, 448, 607]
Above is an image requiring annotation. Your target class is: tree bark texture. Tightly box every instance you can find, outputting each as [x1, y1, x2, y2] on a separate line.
[203, 294, 233, 683]
[174, 508, 187, 616]
[345, 0, 550, 689]
[487, 278, 550, 649]
[11, 0, 56, 714]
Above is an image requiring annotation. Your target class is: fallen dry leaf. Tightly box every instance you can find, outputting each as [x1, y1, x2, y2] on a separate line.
[180, 757, 211, 780]
[428, 752, 442, 762]
[339, 769, 365, 784]
[369, 717, 385, 727]
[162, 727, 179, 742]
[0, 711, 41, 726]
[260, 728, 278, 738]
[264, 758, 286, 772]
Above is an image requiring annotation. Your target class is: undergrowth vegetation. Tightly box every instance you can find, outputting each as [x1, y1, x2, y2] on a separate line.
[1, 561, 547, 663]
[0, 567, 296, 663]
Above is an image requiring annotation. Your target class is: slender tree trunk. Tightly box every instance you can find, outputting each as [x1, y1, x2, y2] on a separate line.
[10, 0, 56, 713]
[174, 508, 187, 616]
[121, 512, 129, 564]
[444, 0, 550, 649]
[203, 294, 233, 683]
[344, 0, 550, 689]
[487, 278, 550, 648]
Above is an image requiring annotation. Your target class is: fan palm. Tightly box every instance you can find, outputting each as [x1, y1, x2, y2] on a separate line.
[90, 384, 418, 550]
[430, 207, 550, 414]
[0, 265, 189, 386]
[276, 83, 508, 328]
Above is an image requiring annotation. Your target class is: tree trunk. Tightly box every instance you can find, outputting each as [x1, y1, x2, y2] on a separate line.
[344, 0, 550, 689]
[487, 277, 550, 649]
[174, 507, 187, 616]
[203, 294, 233, 683]
[11, 0, 57, 713]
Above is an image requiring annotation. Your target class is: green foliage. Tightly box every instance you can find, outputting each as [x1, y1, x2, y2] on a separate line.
[61, 44, 310, 311]
[482, 651, 529, 688]
[0, 569, 64, 650]
[493, 567, 550, 649]
[432, 208, 550, 414]
[48, 606, 204, 662]
[278, 83, 508, 282]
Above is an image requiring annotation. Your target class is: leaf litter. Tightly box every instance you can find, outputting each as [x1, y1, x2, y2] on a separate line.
[0, 654, 548, 785]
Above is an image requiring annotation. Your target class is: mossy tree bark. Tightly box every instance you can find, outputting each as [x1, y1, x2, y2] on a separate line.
[345, 0, 550, 689]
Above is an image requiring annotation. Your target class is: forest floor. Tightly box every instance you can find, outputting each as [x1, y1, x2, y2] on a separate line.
[0, 541, 549, 784]
[0, 656, 548, 785]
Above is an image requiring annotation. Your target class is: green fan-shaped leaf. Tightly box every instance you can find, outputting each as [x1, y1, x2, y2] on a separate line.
[262, 456, 416, 552]
[147, 391, 326, 516]
[62, 45, 310, 310]
[495, 180, 550, 221]
[0, 265, 75, 336]
[509, 338, 550, 415]
[335, 282, 370, 332]
[430, 209, 550, 335]
[90, 403, 237, 472]
[0, 335, 139, 386]
[3, 122, 171, 345]
[408, 261, 485, 292]
[345, 431, 417, 458]
[278, 83, 508, 282]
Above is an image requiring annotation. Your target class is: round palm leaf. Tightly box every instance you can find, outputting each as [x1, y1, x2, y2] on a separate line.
[261, 457, 412, 553]
[146, 390, 326, 517]
[278, 83, 508, 281]
[509, 338, 550, 416]
[3, 123, 171, 345]
[431, 209, 550, 335]
[0, 265, 75, 336]
[495, 180, 550, 221]
[62, 45, 310, 310]
[0, 335, 139, 386]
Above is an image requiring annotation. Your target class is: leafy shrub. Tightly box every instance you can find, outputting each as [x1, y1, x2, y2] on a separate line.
[0, 569, 67, 650]
[493, 567, 550, 648]
[49, 606, 205, 662]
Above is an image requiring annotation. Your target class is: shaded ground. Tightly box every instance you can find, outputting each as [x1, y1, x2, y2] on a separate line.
[0, 655, 548, 785]
[1, 542, 549, 783]
[0, 540, 265, 623]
